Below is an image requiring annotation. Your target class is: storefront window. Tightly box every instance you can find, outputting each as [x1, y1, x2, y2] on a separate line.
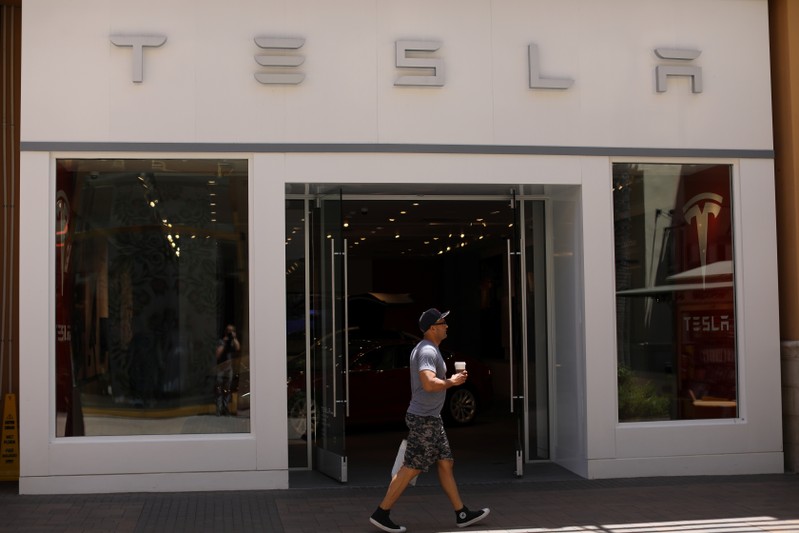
[55, 159, 249, 436]
[613, 163, 737, 422]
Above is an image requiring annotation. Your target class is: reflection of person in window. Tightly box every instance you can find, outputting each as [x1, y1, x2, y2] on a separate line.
[215, 324, 240, 416]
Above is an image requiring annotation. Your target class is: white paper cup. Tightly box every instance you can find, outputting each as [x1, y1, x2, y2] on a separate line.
[454, 361, 466, 372]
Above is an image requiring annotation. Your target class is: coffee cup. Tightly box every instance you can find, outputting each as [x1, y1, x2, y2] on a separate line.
[454, 361, 466, 372]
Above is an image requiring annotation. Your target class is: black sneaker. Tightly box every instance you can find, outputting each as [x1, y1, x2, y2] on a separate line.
[455, 506, 490, 528]
[370, 507, 407, 533]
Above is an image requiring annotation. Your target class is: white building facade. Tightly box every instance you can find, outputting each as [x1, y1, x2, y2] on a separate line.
[19, 0, 782, 494]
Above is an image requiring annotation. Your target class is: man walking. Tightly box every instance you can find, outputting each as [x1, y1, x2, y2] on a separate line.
[369, 308, 490, 532]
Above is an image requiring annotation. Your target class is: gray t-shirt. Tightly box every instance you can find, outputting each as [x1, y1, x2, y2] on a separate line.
[407, 339, 447, 417]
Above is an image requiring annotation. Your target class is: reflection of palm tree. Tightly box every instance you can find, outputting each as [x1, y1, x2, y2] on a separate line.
[645, 208, 674, 328]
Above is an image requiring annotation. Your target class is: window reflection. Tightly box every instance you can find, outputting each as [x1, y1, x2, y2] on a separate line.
[613, 163, 737, 422]
[55, 159, 249, 436]
[285, 199, 308, 468]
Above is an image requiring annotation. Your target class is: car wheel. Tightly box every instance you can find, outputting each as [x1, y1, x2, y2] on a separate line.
[444, 386, 478, 426]
[288, 395, 316, 438]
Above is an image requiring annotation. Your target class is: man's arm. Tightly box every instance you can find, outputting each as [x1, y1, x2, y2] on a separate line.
[418, 369, 467, 392]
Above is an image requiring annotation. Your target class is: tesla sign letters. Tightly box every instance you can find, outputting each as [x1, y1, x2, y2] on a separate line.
[110, 33, 703, 93]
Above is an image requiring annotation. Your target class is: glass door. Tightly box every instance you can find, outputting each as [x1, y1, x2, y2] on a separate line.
[507, 192, 525, 477]
[522, 200, 550, 461]
[310, 189, 348, 482]
[508, 197, 550, 477]
[288, 187, 550, 481]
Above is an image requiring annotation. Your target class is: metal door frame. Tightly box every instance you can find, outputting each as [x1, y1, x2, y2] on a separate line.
[289, 189, 554, 478]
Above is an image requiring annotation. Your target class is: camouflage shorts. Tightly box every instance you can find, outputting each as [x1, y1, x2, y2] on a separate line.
[404, 413, 454, 472]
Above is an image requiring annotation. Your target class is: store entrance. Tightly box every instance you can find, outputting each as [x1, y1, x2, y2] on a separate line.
[285, 186, 552, 485]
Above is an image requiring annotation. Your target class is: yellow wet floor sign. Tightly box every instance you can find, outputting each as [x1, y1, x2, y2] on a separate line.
[1, 393, 19, 481]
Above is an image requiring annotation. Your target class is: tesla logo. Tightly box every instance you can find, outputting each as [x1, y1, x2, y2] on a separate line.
[683, 192, 723, 268]
[109, 33, 704, 94]
[683, 314, 731, 333]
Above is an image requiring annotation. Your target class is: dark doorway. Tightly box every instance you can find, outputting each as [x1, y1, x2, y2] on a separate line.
[286, 190, 552, 485]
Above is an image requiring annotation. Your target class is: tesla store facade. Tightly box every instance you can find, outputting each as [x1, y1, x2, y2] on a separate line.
[18, 0, 783, 494]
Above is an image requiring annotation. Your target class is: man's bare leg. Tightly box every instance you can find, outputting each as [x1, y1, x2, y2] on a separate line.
[378, 465, 422, 510]
[436, 459, 464, 510]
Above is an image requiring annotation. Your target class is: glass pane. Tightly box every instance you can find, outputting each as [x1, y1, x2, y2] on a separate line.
[524, 201, 549, 459]
[286, 199, 309, 468]
[613, 163, 737, 422]
[55, 159, 249, 436]
[311, 192, 347, 479]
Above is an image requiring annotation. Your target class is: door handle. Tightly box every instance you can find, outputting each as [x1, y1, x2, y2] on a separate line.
[507, 239, 515, 414]
[344, 238, 350, 417]
[331, 239, 338, 417]
[329, 238, 351, 417]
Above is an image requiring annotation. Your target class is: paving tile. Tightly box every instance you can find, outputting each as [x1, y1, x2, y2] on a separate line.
[2, 475, 799, 532]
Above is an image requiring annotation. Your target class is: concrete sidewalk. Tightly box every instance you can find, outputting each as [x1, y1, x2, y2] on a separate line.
[2, 474, 798, 532]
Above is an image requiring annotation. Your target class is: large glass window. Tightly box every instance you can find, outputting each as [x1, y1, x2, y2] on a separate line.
[613, 163, 737, 422]
[55, 159, 249, 436]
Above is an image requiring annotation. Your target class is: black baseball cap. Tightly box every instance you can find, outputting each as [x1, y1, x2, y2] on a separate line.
[419, 308, 450, 333]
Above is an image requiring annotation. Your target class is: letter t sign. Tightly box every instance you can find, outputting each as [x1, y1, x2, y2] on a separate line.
[110, 34, 167, 83]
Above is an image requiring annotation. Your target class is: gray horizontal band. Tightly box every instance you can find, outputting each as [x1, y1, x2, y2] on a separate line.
[20, 142, 774, 159]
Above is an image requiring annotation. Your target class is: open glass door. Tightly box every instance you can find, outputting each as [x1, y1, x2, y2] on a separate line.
[522, 200, 550, 461]
[310, 189, 348, 482]
[507, 191, 525, 477]
[508, 196, 550, 478]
